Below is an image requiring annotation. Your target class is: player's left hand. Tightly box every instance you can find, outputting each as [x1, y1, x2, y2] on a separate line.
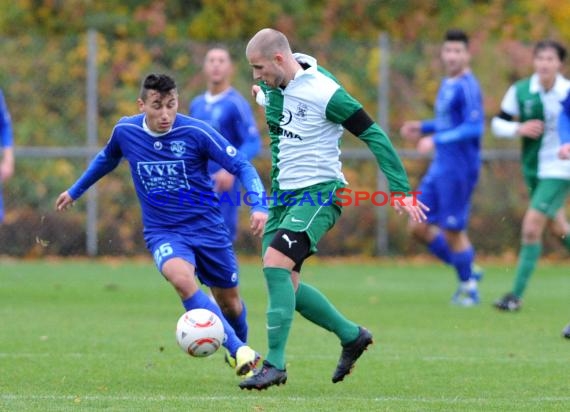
[250, 211, 268, 237]
[212, 169, 235, 193]
[416, 136, 434, 154]
[55, 191, 74, 211]
[559, 143, 570, 160]
[400, 121, 422, 142]
[392, 196, 429, 223]
[0, 158, 14, 182]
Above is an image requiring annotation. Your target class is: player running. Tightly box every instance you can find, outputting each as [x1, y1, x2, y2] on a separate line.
[189, 46, 262, 241]
[239, 28, 428, 391]
[556, 81, 570, 340]
[400, 29, 485, 306]
[56, 73, 267, 376]
[491, 40, 570, 311]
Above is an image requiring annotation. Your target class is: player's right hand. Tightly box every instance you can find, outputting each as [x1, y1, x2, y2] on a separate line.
[559, 143, 570, 160]
[212, 169, 235, 192]
[55, 191, 74, 211]
[251, 85, 261, 98]
[392, 196, 429, 223]
[250, 210, 267, 237]
[400, 121, 422, 142]
[517, 119, 544, 138]
[416, 136, 434, 154]
[251, 85, 266, 106]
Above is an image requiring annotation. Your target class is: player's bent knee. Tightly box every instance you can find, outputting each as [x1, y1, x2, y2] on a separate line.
[218, 301, 242, 318]
[165, 272, 200, 298]
[212, 288, 242, 317]
[267, 229, 310, 266]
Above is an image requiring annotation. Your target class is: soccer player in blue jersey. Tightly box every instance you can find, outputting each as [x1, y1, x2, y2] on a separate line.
[189, 46, 262, 241]
[400, 29, 484, 306]
[0, 89, 14, 224]
[55, 73, 267, 376]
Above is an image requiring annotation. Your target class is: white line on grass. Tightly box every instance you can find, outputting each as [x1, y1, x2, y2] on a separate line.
[2, 394, 570, 403]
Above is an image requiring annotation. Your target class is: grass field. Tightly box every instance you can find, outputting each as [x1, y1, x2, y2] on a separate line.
[1, 257, 569, 411]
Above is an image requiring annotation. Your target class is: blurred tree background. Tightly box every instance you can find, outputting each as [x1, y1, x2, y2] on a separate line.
[0, 0, 569, 258]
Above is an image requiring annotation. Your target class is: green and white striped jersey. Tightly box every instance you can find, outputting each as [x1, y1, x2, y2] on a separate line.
[256, 53, 411, 194]
[493, 73, 570, 180]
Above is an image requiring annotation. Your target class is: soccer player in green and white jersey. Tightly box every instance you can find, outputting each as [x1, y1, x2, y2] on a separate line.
[491, 40, 570, 311]
[239, 28, 428, 390]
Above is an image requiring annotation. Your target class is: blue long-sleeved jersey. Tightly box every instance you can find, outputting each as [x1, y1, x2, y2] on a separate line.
[0, 90, 13, 148]
[68, 113, 266, 232]
[189, 88, 261, 175]
[420, 71, 484, 178]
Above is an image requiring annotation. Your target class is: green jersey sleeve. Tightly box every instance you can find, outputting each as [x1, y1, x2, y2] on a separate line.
[325, 87, 411, 193]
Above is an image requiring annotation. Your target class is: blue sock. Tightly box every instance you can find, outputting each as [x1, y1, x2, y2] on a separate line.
[427, 232, 452, 265]
[182, 290, 244, 357]
[226, 300, 248, 343]
[450, 247, 475, 282]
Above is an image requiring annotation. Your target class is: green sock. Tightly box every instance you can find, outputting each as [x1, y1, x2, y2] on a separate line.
[263, 267, 295, 370]
[560, 232, 570, 252]
[512, 243, 542, 298]
[295, 282, 359, 345]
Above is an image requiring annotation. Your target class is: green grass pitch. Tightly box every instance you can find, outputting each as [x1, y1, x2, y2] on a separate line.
[1, 258, 569, 411]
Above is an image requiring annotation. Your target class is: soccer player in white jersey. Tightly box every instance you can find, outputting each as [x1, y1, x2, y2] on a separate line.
[239, 28, 428, 390]
[56, 73, 267, 376]
[491, 40, 570, 311]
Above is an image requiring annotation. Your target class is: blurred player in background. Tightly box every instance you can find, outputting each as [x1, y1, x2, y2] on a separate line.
[0, 89, 14, 223]
[189, 46, 262, 242]
[491, 40, 570, 312]
[559, 86, 570, 160]
[400, 29, 484, 306]
[56, 73, 267, 376]
[239, 28, 428, 390]
[556, 87, 570, 339]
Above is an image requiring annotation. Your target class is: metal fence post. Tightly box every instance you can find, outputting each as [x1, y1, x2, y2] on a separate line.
[375, 32, 390, 256]
[86, 29, 98, 256]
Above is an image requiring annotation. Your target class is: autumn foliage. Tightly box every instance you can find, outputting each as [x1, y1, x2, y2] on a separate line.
[1, 0, 569, 257]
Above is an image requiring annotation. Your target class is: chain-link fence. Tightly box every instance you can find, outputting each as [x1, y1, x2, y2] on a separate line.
[0, 32, 564, 258]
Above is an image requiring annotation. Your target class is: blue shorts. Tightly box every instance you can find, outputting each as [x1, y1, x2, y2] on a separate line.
[417, 173, 477, 231]
[145, 224, 239, 289]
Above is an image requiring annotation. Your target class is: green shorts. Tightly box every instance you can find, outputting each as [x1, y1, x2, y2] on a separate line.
[530, 178, 570, 218]
[262, 180, 344, 256]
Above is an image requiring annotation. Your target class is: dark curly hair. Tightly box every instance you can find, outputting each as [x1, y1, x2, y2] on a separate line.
[140, 73, 177, 101]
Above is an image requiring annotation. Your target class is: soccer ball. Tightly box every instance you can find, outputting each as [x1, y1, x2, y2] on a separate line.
[175, 308, 225, 357]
